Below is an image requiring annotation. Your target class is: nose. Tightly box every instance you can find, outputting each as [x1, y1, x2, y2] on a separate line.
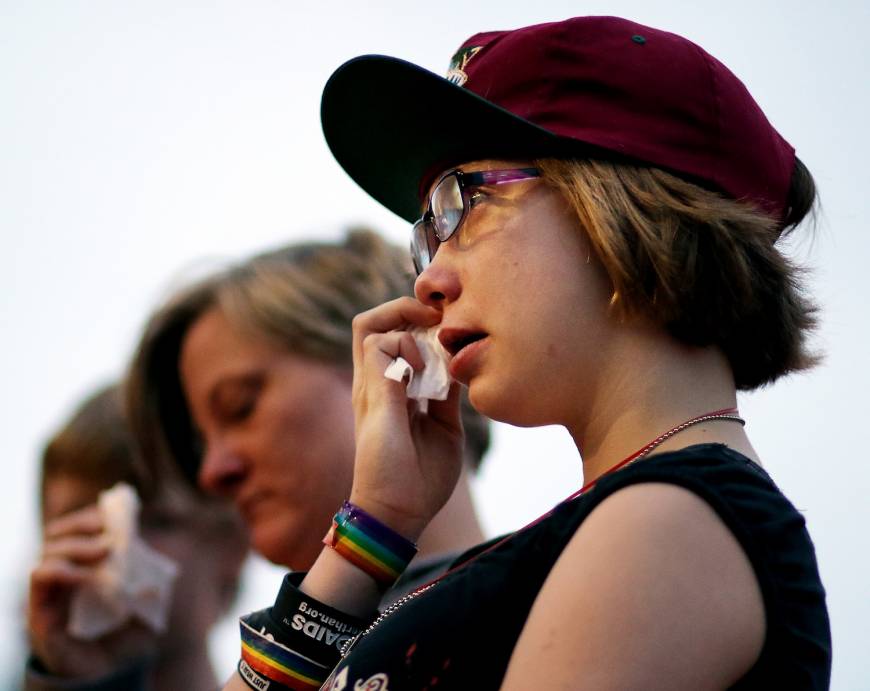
[197, 437, 246, 498]
[414, 251, 461, 308]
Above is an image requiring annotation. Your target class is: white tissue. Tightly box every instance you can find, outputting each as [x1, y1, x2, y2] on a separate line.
[67, 483, 179, 640]
[383, 325, 452, 414]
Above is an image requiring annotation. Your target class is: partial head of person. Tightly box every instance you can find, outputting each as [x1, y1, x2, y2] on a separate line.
[39, 383, 247, 650]
[40, 385, 144, 524]
[321, 16, 819, 426]
[126, 229, 490, 570]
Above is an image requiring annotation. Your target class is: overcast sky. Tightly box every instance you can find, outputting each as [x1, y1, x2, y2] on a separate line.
[2, 1, 868, 688]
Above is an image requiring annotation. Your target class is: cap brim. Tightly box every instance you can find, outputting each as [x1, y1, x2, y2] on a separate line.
[321, 55, 571, 223]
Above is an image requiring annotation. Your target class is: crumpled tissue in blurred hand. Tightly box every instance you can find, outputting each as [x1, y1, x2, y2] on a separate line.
[68, 483, 179, 640]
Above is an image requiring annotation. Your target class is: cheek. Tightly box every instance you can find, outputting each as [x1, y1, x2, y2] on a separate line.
[252, 502, 337, 570]
[472, 256, 613, 423]
[274, 389, 355, 474]
[254, 386, 356, 524]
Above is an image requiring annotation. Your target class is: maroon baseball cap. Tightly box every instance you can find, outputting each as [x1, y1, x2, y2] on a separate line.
[321, 16, 795, 223]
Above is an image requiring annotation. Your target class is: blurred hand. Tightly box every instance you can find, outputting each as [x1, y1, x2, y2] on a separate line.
[349, 297, 465, 540]
[28, 505, 158, 678]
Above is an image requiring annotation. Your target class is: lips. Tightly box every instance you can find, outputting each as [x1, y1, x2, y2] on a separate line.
[438, 328, 488, 357]
[439, 327, 489, 383]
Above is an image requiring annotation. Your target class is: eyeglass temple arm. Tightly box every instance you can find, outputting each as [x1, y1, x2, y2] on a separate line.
[462, 167, 540, 186]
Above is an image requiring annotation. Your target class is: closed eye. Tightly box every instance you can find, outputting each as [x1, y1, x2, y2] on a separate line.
[211, 375, 264, 426]
[222, 398, 255, 422]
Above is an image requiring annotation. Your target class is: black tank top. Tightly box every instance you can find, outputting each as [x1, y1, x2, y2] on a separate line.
[328, 444, 831, 690]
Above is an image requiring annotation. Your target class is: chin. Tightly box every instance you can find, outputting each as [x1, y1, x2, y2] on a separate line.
[467, 376, 556, 428]
[468, 378, 536, 427]
[251, 517, 321, 571]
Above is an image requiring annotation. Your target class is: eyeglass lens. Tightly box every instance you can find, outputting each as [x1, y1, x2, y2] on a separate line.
[411, 219, 437, 274]
[410, 167, 540, 275]
[430, 174, 464, 242]
[411, 172, 466, 274]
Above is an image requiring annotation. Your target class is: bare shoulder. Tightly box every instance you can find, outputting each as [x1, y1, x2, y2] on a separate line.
[500, 482, 765, 691]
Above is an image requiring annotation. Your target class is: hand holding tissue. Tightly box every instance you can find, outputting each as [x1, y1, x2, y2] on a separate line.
[383, 325, 452, 413]
[67, 483, 179, 640]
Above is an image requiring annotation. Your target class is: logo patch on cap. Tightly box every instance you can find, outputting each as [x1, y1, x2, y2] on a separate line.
[446, 46, 482, 86]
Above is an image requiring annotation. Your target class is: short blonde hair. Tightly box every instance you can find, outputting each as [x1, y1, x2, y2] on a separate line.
[126, 229, 490, 486]
[536, 157, 820, 390]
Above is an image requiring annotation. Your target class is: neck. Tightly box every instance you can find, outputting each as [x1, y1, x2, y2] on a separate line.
[567, 325, 759, 486]
[151, 640, 218, 691]
[415, 464, 485, 558]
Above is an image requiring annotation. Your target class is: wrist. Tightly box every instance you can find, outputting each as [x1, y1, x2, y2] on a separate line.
[347, 492, 429, 542]
[26, 654, 151, 690]
[323, 500, 419, 592]
[301, 548, 383, 617]
[28, 645, 113, 681]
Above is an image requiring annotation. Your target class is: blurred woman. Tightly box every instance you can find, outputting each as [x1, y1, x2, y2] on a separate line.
[27, 384, 247, 691]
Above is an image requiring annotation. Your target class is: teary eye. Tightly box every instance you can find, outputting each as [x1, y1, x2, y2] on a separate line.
[468, 189, 485, 207]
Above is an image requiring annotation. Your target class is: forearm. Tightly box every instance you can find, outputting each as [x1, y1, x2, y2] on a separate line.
[299, 544, 383, 617]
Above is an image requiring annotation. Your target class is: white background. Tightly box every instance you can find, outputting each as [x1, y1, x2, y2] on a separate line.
[2, 1, 867, 688]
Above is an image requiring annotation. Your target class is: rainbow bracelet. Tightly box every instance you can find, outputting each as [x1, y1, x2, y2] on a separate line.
[323, 500, 418, 590]
[238, 619, 327, 691]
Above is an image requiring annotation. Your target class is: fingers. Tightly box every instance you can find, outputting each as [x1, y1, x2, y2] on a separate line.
[29, 557, 94, 629]
[354, 305, 435, 410]
[31, 557, 93, 590]
[41, 506, 109, 568]
[368, 329, 427, 371]
[354, 331, 426, 419]
[44, 505, 103, 540]
[425, 381, 464, 431]
[42, 534, 111, 564]
[352, 297, 441, 368]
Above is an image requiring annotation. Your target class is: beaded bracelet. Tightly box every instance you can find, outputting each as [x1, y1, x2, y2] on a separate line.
[322, 500, 418, 590]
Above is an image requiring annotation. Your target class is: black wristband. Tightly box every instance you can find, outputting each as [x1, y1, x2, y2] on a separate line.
[267, 572, 368, 660]
[238, 572, 371, 690]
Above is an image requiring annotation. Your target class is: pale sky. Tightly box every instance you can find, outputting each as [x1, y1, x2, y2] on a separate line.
[2, 1, 868, 688]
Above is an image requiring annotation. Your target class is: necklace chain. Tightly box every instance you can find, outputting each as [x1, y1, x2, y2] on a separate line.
[569, 410, 745, 499]
[636, 413, 744, 458]
[337, 408, 744, 659]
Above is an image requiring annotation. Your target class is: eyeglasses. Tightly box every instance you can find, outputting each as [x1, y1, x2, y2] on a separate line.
[411, 167, 540, 274]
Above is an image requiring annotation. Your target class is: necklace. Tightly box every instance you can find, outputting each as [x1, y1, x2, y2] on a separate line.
[337, 406, 744, 659]
[564, 406, 745, 499]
